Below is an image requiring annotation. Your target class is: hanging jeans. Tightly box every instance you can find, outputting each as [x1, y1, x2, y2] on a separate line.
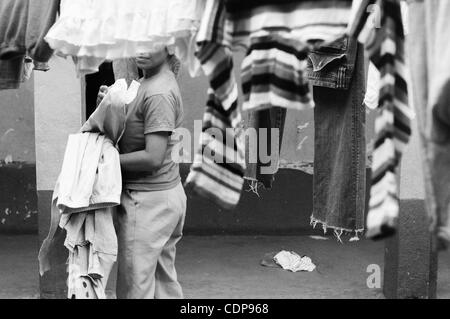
[0, 56, 24, 90]
[310, 37, 367, 239]
[406, 0, 450, 249]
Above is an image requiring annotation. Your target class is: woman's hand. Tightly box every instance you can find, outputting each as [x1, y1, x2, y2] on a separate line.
[96, 85, 109, 106]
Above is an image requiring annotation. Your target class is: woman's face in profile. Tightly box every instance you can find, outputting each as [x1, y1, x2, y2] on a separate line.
[135, 48, 168, 71]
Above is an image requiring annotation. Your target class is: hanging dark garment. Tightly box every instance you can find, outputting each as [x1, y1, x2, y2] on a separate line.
[0, 0, 60, 90]
[85, 62, 115, 118]
[245, 107, 287, 190]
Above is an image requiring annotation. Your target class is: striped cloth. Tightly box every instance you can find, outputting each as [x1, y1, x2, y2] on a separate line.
[185, 0, 245, 209]
[349, 0, 414, 239]
[186, 0, 352, 209]
[241, 35, 311, 112]
[225, 0, 353, 47]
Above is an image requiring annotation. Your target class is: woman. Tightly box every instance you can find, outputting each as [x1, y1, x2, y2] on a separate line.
[100, 49, 186, 299]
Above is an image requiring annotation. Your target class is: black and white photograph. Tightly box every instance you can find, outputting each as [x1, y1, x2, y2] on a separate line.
[0, 0, 449, 309]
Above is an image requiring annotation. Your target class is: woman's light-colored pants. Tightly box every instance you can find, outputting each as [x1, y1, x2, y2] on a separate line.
[116, 183, 187, 299]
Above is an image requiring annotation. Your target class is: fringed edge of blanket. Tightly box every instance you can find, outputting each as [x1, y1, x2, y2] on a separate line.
[310, 215, 365, 244]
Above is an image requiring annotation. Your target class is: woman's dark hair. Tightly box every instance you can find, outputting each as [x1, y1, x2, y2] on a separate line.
[167, 54, 181, 78]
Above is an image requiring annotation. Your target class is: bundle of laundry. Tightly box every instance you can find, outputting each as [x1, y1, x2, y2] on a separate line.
[45, 0, 206, 76]
[260, 250, 316, 273]
[38, 79, 139, 299]
[186, 0, 353, 209]
[0, 0, 60, 90]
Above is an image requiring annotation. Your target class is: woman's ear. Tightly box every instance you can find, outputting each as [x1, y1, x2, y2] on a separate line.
[167, 54, 181, 78]
[166, 45, 175, 56]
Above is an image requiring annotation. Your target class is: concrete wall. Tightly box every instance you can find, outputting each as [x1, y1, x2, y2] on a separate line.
[400, 116, 425, 200]
[0, 77, 38, 233]
[0, 80, 35, 163]
[34, 56, 83, 242]
[34, 57, 84, 298]
[0, 53, 424, 235]
[34, 57, 83, 191]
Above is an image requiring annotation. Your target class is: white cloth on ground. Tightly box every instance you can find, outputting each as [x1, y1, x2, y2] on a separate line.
[273, 251, 316, 273]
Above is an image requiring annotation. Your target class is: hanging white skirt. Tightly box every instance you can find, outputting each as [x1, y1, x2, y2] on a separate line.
[45, 0, 205, 75]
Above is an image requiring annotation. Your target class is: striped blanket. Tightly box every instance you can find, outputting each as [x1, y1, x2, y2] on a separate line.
[349, 0, 414, 239]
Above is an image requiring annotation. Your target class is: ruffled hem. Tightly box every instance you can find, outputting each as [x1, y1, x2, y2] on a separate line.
[46, 37, 180, 60]
[46, 15, 199, 45]
[45, 0, 203, 60]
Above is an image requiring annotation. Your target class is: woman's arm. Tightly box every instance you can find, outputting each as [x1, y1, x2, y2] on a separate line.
[120, 132, 169, 173]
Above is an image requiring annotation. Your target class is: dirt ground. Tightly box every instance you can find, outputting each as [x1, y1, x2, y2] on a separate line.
[0, 235, 449, 299]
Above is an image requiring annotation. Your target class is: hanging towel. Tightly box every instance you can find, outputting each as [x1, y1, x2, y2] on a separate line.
[349, 0, 414, 240]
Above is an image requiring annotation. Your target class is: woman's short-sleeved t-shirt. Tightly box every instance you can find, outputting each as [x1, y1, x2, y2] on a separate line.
[119, 69, 184, 191]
